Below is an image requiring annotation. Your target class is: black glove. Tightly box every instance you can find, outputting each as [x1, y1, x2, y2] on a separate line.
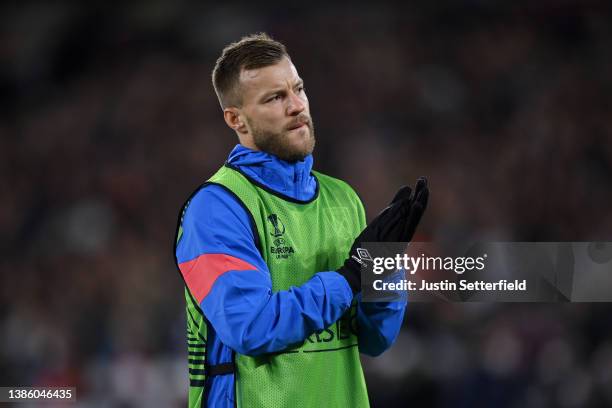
[337, 177, 429, 294]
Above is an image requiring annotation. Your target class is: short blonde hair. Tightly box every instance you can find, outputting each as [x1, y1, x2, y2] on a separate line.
[212, 33, 289, 108]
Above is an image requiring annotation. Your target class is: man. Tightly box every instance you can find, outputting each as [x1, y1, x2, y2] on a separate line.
[174, 33, 429, 408]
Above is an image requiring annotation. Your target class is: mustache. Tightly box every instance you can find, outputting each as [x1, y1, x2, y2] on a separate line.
[286, 114, 311, 130]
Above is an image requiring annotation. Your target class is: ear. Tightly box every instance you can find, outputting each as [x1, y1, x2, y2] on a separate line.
[223, 108, 248, 134]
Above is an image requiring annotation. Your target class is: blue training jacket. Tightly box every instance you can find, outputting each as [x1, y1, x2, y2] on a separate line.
[175, 144, 407, 407]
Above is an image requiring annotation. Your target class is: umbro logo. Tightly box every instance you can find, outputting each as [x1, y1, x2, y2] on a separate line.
[351, 248, 373, 267]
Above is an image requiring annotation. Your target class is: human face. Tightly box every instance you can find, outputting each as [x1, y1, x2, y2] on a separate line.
[237, 57, 315, 162]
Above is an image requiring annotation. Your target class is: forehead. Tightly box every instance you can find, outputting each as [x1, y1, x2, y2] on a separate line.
[239, 57, 300, 97]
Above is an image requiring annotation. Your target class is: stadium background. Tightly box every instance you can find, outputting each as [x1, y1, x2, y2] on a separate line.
[1, 1, 612, 407]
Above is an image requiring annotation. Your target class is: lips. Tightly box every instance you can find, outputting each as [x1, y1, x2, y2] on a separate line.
[288, 121, 307, 130]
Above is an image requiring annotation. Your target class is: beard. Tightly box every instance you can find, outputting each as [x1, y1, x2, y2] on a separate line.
[247, 114, 316, 162]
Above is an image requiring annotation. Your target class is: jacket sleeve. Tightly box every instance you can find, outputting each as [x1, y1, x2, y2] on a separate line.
[356, 270, 407, 356]
[175, 184, 354, 356]
[351, 195, 407, 357]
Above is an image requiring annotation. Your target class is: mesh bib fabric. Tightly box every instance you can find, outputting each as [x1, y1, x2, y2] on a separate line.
[208, 165, 370, 408]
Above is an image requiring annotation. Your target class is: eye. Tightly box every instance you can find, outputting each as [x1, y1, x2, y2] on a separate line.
[267, 95, 281, 103]
[297, 86, 305, 93]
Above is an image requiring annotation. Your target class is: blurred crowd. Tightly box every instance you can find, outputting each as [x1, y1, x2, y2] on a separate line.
[1, 2, 611, 407]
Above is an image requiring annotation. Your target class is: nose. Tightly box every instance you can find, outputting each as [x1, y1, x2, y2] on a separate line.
[286, 90, 305, 116]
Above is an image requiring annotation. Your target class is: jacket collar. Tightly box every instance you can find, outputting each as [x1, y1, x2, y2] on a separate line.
[226, 144, 317, 202]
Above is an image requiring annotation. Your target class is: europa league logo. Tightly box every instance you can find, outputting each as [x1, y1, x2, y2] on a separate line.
[267, 214, 286, 238]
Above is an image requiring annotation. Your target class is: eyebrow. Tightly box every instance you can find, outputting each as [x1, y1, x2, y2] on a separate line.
[260, 79, 305, 101]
